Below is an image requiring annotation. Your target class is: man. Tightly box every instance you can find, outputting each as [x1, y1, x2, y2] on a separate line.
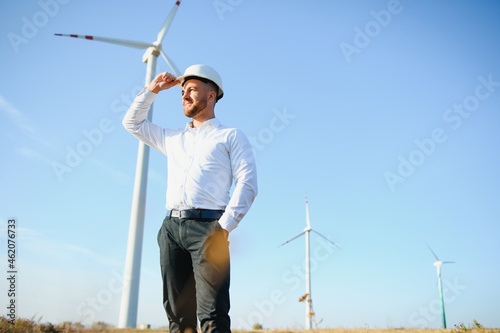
[122, 64, 258, 333]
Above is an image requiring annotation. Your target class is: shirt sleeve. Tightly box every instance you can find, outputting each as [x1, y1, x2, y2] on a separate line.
[218, 130, 258, 232]
[122, 88, 168, 155]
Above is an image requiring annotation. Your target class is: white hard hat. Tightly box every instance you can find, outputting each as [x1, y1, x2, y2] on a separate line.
[177, 64, 224, 100]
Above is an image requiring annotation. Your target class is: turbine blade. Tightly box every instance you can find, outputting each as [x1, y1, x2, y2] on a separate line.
[442, 261, 455, 264]
[54, 33, 154, 49]
[160, 50, 181, 76]
[279, 231, 305, 247]
[312, 230, 340, 248]
[156, 0, 181, 44]
[426, 244, 440, 261]
[305, 196, 311, 229]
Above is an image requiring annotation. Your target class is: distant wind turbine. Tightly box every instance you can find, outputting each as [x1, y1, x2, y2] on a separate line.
[55, 1, 182, 328]
[280, 197, 338, 330]
[427, 244, 455, 329]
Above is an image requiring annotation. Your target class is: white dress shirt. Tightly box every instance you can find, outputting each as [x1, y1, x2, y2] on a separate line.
[122, 88, 258, 232]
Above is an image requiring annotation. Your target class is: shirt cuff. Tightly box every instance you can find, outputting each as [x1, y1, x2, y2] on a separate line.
[218, 214, 238, 233]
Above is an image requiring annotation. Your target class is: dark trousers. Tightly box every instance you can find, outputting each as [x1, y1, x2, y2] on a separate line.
[157, 216, 231, 333]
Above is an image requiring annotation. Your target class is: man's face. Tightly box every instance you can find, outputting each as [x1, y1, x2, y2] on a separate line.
[181, 79, 211, 118]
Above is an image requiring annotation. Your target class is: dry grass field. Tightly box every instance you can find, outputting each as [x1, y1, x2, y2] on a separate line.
[3, 329, 500, 333]
[1, 317, 499, 333]
[51, 330, 500, 333]
[119, 330, 500, 333]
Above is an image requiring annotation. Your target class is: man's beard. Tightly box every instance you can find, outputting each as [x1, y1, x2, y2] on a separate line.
[184, 97, 208, 118]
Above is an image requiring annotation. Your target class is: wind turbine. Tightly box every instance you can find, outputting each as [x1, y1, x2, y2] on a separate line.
[427, 245, 455, 329]
[280, 197, 338, 330]
[56, 1, 182, 328]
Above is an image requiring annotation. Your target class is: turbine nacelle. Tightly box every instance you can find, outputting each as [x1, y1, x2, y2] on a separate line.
[142, 47, 160, 63]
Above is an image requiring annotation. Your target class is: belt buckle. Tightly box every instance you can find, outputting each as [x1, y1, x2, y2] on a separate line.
[169, 209, 181, 218]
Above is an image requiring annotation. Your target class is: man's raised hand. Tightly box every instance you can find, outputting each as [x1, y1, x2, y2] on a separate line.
[147, 72, 180, 94]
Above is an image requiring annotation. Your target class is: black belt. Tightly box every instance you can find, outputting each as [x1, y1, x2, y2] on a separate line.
[168, 209, 224, 220]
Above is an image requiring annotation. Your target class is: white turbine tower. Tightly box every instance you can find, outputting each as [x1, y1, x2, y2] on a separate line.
[280, 197, 338, 330]
[427, 245, 455, 329]
[55, 1, 182, 328]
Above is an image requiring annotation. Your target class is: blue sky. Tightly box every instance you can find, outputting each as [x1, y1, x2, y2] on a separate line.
[1, 0, 500, 329]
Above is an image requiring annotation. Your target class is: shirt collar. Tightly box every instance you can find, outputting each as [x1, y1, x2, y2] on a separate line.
[186, 118, 221, 130]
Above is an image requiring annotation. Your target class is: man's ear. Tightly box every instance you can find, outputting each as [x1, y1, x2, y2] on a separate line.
[209, 90, 217, 103]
